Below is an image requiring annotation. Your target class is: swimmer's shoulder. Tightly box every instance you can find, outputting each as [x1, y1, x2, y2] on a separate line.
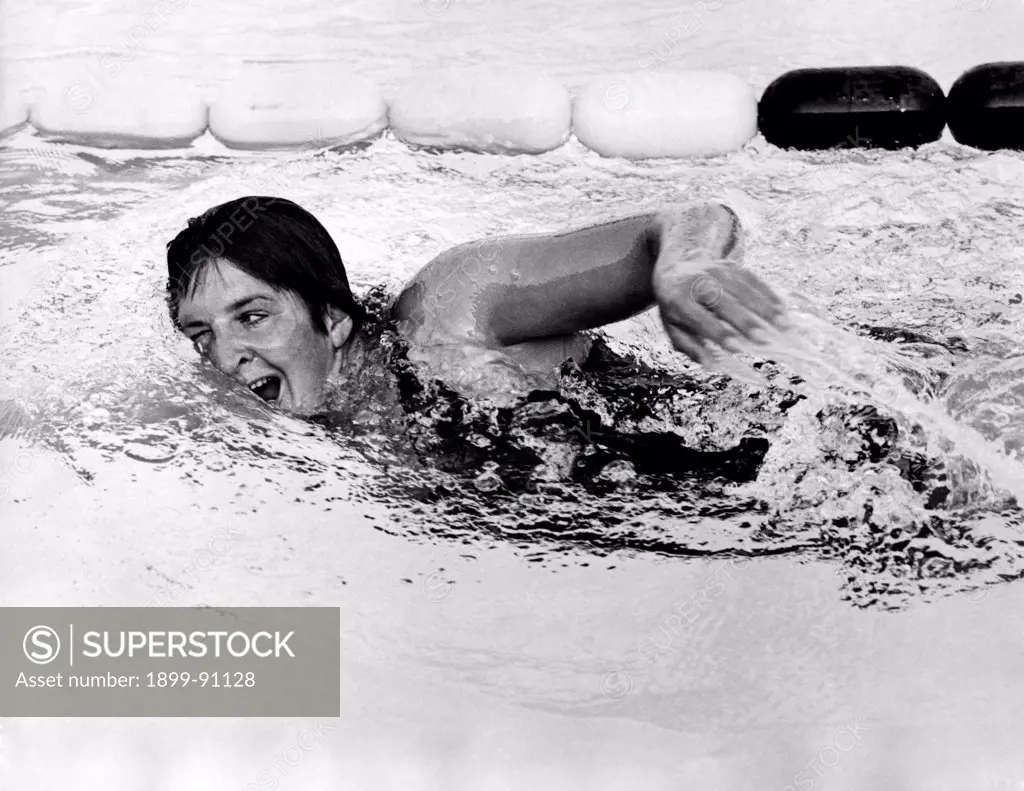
[391, 242, 496, 347]
[390, 259, 592, 367]
[387, 247, 592, 400]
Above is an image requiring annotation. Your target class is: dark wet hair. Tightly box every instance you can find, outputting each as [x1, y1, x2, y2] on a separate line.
[165, 196, 365, 334]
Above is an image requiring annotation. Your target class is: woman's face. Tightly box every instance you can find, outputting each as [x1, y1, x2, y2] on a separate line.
[175, 259, 347, 413]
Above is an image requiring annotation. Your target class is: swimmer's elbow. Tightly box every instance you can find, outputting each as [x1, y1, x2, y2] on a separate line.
[654, 202, 743, 263]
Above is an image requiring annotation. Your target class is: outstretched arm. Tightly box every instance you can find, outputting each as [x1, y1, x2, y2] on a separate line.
[394, 203, 787, 365]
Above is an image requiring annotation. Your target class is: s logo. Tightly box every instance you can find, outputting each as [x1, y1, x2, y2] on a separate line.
[23, 625, 61, 665]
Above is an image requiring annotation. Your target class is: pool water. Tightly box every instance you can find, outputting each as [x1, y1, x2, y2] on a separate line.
[5, 1, 1024, 789]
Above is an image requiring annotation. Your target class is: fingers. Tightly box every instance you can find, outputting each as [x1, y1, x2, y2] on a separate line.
[703, 289, 765, 340]
[703, 265, 787, 325]
[661, 295, 744, 362]
[677, 265, 790, 341]
[661, 321, 711, 365]
[734, 268, 789, 328]
[660, 281, 757, 349]
[653, 256, 795, 370]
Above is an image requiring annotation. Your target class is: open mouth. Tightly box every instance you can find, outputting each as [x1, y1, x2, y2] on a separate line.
[248, 375, 282, 404]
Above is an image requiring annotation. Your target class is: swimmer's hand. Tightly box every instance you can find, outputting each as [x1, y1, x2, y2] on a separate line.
[651, 205, 788, 366]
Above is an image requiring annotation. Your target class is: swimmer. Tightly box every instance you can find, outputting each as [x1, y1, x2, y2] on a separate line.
[166, 196, 789, 415]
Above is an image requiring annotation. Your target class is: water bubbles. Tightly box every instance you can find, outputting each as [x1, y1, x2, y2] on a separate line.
[870, 375, 905, 408]
[598, 459, 637, 483]
[473, 462, 503, 493]
[990, 405, 1014, 429]
[123, 441, 177, 464]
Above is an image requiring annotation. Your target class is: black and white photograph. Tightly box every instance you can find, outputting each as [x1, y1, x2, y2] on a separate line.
[2, 0, 1024, 787]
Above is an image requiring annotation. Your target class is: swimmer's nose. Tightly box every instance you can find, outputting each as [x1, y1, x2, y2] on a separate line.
[206, 333, 252, 377]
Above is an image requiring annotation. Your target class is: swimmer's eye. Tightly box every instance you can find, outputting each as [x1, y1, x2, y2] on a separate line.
[186, 331, 210, 355]
[239, 312, 267, 328]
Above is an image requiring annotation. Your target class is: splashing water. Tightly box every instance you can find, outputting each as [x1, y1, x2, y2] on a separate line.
[714, 289, 1024, 507]
[5, 136, 1024, 610]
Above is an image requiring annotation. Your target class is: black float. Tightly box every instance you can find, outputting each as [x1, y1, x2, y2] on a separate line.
[758, 66, 946, 151]
[947, 62, 1024, 150]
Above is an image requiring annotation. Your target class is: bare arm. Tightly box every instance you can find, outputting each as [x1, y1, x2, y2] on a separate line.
[394, 203, 786, 363]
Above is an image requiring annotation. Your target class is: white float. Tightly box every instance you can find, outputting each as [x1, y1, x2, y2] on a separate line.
[389, 70, 571, 154]
[208, 66, 386, 150]
[572, 71, 758, 159]
[29, 61, 206, 148]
